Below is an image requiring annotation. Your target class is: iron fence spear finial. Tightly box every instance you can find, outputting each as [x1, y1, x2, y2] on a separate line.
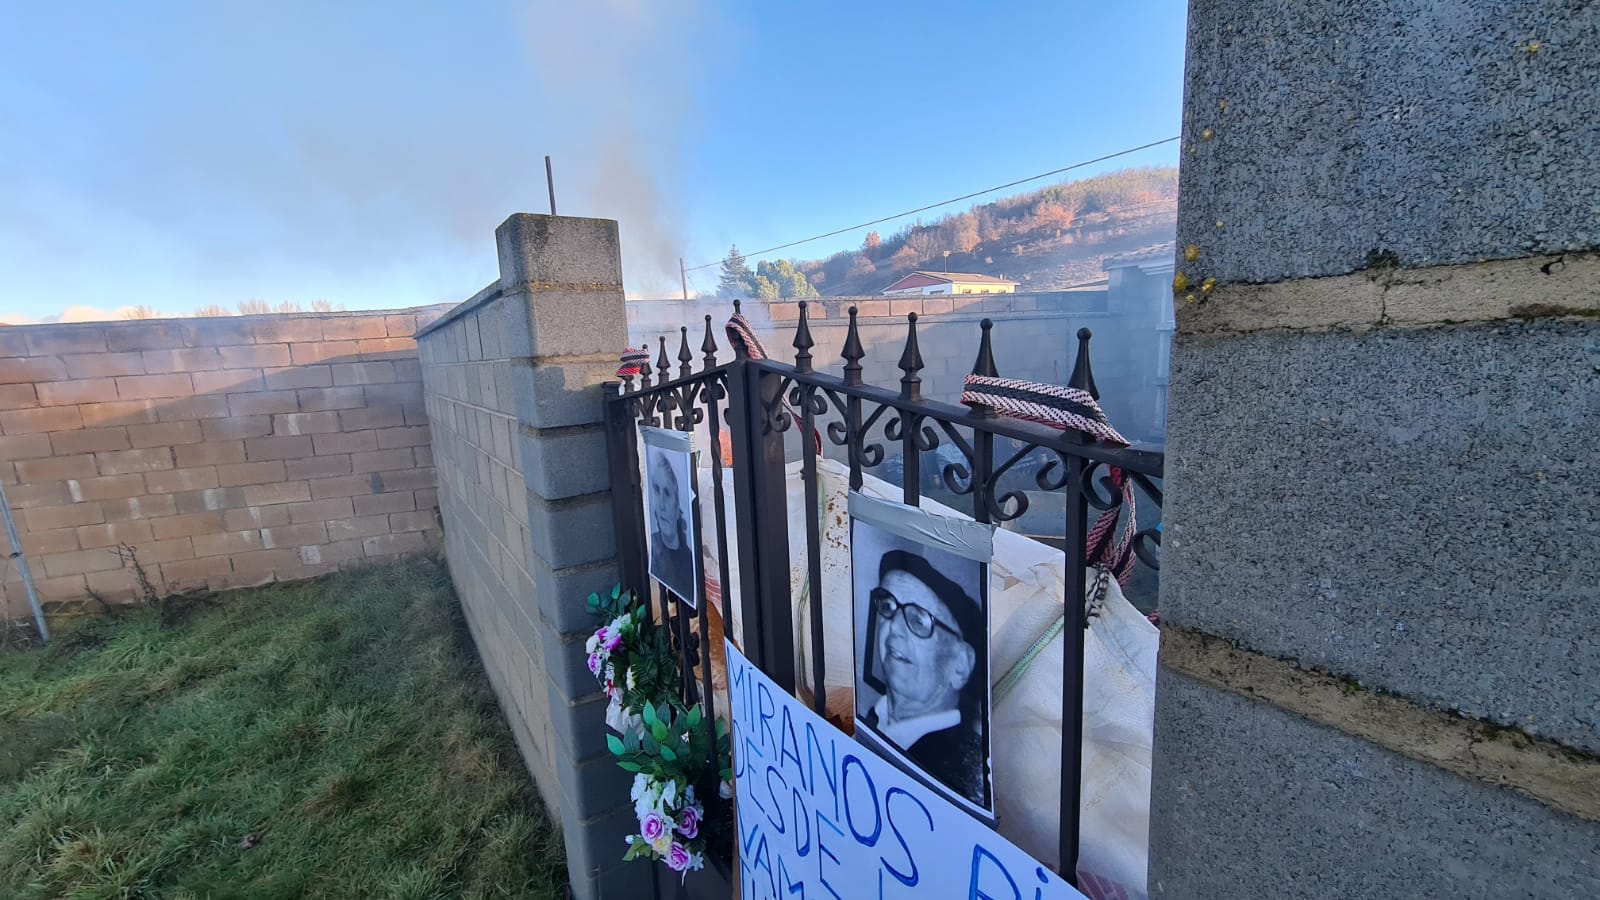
[842, 306, 865, 386]
[1068, 327, 1099, 399]
[678, 326, 694, 379]
[793, 301, 815, 373]
[701, 314, 718, 366]
[970, 318, 999, 418]
[898, 312, 924, 401]
[656, 335, 671, 384]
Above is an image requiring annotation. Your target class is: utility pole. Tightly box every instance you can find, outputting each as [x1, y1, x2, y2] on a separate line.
[943, 249, 951, 272]
[544, 156, 557, 215]
[679, 258, 690, 301]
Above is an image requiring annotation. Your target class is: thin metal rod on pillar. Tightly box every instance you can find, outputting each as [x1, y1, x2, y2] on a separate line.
[680, 258, 690, 302]
[544, 155, 557, 215]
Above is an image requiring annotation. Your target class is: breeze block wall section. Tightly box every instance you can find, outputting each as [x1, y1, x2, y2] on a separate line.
[0, 307, 449, 617]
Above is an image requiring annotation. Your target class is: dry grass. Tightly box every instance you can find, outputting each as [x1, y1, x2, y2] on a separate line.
[0, 557, 567, 899]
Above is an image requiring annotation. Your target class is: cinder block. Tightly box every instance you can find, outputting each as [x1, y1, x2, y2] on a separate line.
[0, 405, 83, 434]
[362, 531, 426, 558]
[0, 433, 55, 460]
[356, 337, 415, 359]
[242, 482, 311, 506]
[144, 467, 220, 494]
[297, 386, 366, 411]
[68, 474, 146, 502]
[217, 344, 290, 368]
[327, 514, 391, 541]
[41, 547, 122, 577]
[0, 357, 68, 385]
[495, 213, 623, 289]
[0, 383, 38, 409]
[525, 491, 615, 569]
[250, 318, 323, 344]
[227, 390, 301, 417]
[223, 505, 290, 531]
[158, 555, 233, 589]
[127, 421, 203, 448]
[372, 467, 433, 492]
[83, 568, 140, 602]
[519, 425, 610, 501]
[509, 359, 617, 430]
[363, 382, 422, 408]
[528, 554, 622, 636]
[321, 317, 388, 341]
[175, 440, 246, 467]
[18, 527, 79, 555]
[308, 473, 379, 500]
[286, 455, 352, 480]
[23, 503, 105, 530]
[150, 512, 224, 540]
[337, 405, 406, 431]
[16, 455, 98, 482]
[228, 546, 303, 575]
[286, 497, 354, 524]
[192, 529, 265, 559]
[351, 448, 413, 474]
[36, 378, 117, 407]
[217, 461, 287, 487]
[272, 411, 341, 435]
[332, 361, 396, 386]
[114, 373, 193, 401]
[76, 520, 154, 549]
[155, 396, 230, 421]
[179, 318, 252, 350]
[312, 430, 378, 455]
[25, 327, 107, 356]
[201, 416, 273, 442]
[94, 448, 175, 475]
[141, 347, 222, 373]
[384, 314, 419, 337]
[262, 365, 332, 390]
[261, 522, 328, 549]
[192, 369, 264, 394]
[244, 435, 314, 461]
[105, 322, 183, 352]
[375, 425, 430, 449]
[354, 491, 414, 516]
[289, 340, 360, 366]
[73, 348, 162, 376]
[388, 509, 434, 533]
[106, 494, 178, 520]
[7, 481, 72, 508]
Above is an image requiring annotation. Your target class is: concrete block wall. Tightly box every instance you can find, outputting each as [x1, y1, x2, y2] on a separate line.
[1151, 2, 1600, 897]
[0, 308, 448, 617]
[417, 214, 648, 900]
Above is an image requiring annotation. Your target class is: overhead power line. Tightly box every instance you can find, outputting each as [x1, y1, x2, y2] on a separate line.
[686, 136, 1180, 272]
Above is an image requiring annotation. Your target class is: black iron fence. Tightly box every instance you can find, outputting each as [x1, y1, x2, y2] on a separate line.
[603, 299, 1163, 890]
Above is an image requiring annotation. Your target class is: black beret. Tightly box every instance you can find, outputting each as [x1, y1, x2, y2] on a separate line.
[878, 549, 982, 647]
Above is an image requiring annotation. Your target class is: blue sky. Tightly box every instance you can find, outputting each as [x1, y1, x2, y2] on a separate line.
[0, 1, 1187, 320]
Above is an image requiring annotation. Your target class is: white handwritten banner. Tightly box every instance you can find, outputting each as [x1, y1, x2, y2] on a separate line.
[727, 641, 1088, 900]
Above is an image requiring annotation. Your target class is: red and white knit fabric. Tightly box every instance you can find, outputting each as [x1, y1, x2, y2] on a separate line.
[616, 346, 651, 379]
[724, 312, 767, 361]
[961, 373, 1138, 584]
[959, 375, 1128, 447]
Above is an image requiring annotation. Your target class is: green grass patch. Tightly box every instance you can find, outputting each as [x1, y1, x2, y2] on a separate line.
[0, 557, 567, 899]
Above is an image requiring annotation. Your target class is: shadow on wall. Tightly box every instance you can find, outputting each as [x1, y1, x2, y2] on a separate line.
[0, 307, 455, 619]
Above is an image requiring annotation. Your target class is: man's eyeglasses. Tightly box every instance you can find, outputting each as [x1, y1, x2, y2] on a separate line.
[871, 587, 962, 641]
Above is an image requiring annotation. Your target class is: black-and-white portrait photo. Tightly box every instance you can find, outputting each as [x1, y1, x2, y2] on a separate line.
[850, 493, 994, 818]
[642, 427, 698, 607]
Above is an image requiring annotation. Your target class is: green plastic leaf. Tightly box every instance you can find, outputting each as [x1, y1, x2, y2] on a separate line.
[618, 761, 641, 773]
[659, 745, 677, 763]
[612, 584, 623, 600]
[606, 734, 625, 756]
[686, 706, 702, 728]
[642, 703, 658, 728]
[652, 721, 669, 743]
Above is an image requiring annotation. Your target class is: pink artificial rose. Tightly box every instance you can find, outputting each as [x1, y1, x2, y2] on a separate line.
[640, 811, 667, 844]
[666, 841, 692, 872]
[601, 628, 623, 652]
[587, 652, 602, 677]
[676, 805, 699, 839]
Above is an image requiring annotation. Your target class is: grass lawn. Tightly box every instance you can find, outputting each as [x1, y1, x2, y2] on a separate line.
[0, 557, 568, 899]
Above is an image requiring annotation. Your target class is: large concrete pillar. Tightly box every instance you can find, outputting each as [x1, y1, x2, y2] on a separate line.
[418, 214, 648, 899]
[1151, 2, 1599, 897]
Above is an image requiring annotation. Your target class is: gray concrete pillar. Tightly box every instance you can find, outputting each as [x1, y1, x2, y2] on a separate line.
[495, 214, 651, 900]
[1152, 2, 1600, 898]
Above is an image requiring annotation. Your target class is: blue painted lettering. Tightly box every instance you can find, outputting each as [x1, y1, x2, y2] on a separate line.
[804, 721, 841, 820]
[815, 811, 845, 900]
[841, 754, 883, 847]
[764, 765, 790, 834]
[968, 845, 1022, 900]
[881, 786, 931, 886]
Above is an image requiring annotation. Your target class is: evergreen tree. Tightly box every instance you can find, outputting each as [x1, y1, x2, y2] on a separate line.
[717, 245, 752, 297]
